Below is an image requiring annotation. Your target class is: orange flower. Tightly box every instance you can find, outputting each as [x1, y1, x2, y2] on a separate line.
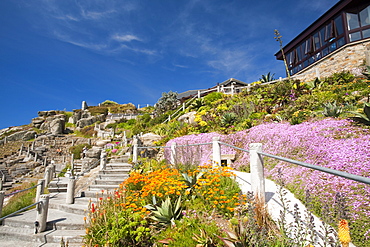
[338, 219, 351, 246]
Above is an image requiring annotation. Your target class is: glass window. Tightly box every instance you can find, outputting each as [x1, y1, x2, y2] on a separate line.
[334, 15, 344, 35]
[301, 43, 307, 58]
[349, 31, 361, 41]
[313, 32, 320, 50]
[337, 37, 345, 47]
[329, 42, 337, 52]
[360, 6, 370, 27]
[319, 27, 327, 46]
[322, 47, 329, 57]
[286, 52, 292, 67]
[308, 56, 315, 65]
[303, 60, 308, 67]
[296, 47, 302, 61]
[363, 28, 370, 38]
[305, 37, 314, 54]
[325, 23, 334, 41]
[347, 12, 360, 30]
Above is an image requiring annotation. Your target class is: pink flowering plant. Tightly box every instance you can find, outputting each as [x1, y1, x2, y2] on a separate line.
[166, 118, 370, 245]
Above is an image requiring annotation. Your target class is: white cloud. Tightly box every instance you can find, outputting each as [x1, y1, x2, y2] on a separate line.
[53, 31, 107, 51]
[80, 9, 116, 20]
[111, 34, 142, 42]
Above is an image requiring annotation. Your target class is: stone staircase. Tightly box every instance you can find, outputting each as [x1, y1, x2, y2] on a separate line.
[83, 156, 131, 198]
[0, 192, 86, 246]
[0, 155, 132, 246]
[0, 165, 14, 189]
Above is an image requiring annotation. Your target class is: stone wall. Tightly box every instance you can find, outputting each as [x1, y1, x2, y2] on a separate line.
[293, 38, 370, 82]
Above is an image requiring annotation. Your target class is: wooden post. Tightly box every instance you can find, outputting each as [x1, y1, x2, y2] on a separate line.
[35, 179, 45, 203]
[0, 178, 3, 191]
[170, 142, 177, 165]
[66, 178, 75, 204]
[212, 136, 221, 166]
[249, 143, 265, 203]
[35, 194, 49, 233]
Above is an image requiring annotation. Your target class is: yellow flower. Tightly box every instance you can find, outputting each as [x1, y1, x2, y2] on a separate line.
[199, 121, 208, 127]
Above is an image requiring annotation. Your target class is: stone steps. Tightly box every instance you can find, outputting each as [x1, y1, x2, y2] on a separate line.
[48, 177, 68, 193]
[0, 193, 86, 246]
[83, 159, 131, 198]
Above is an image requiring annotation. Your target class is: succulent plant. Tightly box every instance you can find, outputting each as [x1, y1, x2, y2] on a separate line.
[322, 101, 343, 117]
[144, 196, 183, 227]
[348, 102, 370, 125]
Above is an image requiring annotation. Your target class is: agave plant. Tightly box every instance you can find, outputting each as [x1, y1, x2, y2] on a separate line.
[221, 112, 237, 127]
[259, 72, 275, 83]
[348, 102, 370, 125]
[322, 101, 343, 118]
[144, 196, 183, 227]
[190, 98, 205, 111]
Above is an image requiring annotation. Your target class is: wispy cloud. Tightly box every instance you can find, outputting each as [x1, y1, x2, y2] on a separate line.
[80, 9, 116, 20]
[53, 31, 107, 51]
[111, 34, 142, 42]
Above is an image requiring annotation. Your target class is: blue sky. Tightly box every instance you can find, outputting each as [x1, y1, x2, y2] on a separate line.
[0, 0, 339, 129]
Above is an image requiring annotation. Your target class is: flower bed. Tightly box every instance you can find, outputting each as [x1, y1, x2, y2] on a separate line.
[166, 118, 370, 245]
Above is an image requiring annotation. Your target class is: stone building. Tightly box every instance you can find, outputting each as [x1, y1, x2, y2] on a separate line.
[275, 0, 370, 81]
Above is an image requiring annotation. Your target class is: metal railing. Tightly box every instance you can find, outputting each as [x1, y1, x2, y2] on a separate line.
[0, 201, 41, 222]
[5, 182, 42, 197]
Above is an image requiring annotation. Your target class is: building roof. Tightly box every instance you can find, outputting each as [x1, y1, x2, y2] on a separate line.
[177, 78, 249, 100]
[217, 78, 249, 87]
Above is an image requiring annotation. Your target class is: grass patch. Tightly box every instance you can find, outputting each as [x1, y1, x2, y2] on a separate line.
[1, 182, 37, 218]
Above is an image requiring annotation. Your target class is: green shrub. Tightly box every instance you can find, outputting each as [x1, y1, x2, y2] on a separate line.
[101, 100, 119, 106]
[84, 208, 153, 246]
[204, 92, 223, 104]
[69, 143, 91, 159]
[78, 126, 96, 138]
[155, 215, 224, 247]
[87, 106, 108, 116]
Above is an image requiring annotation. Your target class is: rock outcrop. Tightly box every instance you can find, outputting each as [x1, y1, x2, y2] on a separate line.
[178, 111, 197, 125]
[32, 110, 66, 135]
[69, 110, 105, 130]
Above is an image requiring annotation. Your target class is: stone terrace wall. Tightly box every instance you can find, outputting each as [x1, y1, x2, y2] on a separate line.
[293, 38, 370, 82]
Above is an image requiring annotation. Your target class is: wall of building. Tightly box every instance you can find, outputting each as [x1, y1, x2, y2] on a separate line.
[292, 38, 370, 82]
